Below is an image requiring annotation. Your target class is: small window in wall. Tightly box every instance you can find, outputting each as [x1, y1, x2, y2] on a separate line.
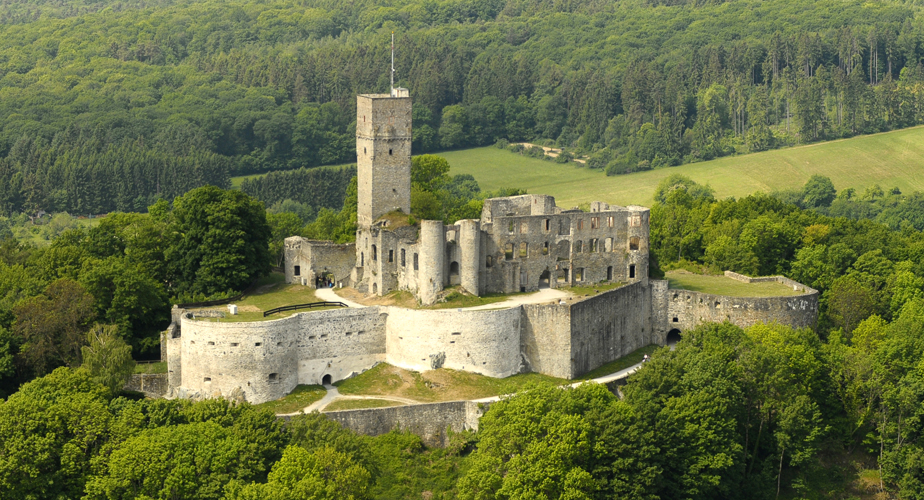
[204, 377, 211, 382]
[607, 266, 613, 281]
[542, 242, 549, 255]
[361, 253, 364, 266]
[589, 239, 598, 252]
[294, 265, 301, 276]
[544, 219, 550, 231]
[401, 249, 406, 267]
[230, 343, 239, 347]
[389, 149, 393, 155]
[519, 242, 528, 258]
[607, 216, 614, 227]
[452, 332, 461, 336]
[372, 245, 377, 261]
[373, 283, 378, 294]
[505, 243, 514, 260]
[364, 147, 367, 154]
[672, 317, 679, 323]
[575, 268, 584, 282]
[388, 250, 394, 263]
[268, 373, 279, 382]
[508, 221, 515, 233]
[413, 253, 419, 270]
[629, 264, 636, 278]
[578, 219, 584, 230]
[346, 332, 352, 336]
[591, 217, 599, 229]
[558, 269, 568, 283]
[520, 221, 528, 234]
[255, 342, 262, 347]
[574, 240, 582, 253]
[629, 237, 640, 251]
[605, 237, 613, 252]
[208, 341, 215, 346]
[486, 255, 494, 267]
[629, 215, 641, 227]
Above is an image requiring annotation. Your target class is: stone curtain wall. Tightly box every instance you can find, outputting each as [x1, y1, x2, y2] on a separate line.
[521, 303, 572, 378]
[176, 307, 387, 404]
[666, 284, 819, 335]
[569, 281, 653, 378]
[124, 373, 168, 398]
[317, 400, 490, 447]
[384, 307, 522, 378]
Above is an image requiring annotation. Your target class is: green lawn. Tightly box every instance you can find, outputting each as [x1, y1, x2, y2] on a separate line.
[255, 384, 326, 414]
[665, 270, 803, 297]
[191, 272, 340, 322]
[323, 399, 405, 411]
[336, 363, 566, 402]
[133, 361, 167, 374]
[443, 126, 924, 207]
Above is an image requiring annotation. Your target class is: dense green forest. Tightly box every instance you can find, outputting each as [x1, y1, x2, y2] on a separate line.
[3, 0, 924, 213]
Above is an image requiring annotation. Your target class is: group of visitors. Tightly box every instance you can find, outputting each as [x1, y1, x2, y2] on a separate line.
[315, 276, 335, 288]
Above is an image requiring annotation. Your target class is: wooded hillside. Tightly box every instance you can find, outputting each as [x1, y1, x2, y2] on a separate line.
[1, 0, 924, 214]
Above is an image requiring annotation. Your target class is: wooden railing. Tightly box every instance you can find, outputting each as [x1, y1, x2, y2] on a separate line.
[263, 301, 347, 317]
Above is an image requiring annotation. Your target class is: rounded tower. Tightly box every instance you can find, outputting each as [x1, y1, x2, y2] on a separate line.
[419, 220, 446, 306]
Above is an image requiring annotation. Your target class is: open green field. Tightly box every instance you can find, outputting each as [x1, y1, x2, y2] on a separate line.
[443, 126, 924, 207]
[665, 270, 803, 297]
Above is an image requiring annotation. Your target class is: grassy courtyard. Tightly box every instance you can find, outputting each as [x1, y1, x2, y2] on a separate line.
[255, 385, 327, 414]
[189, 272, 342, 322]
[665, 270, 804, 297]
[443, 125, 924, 207]
[335, 363, 567, 403]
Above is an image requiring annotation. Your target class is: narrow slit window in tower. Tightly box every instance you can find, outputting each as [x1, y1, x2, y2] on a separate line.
[629, 264, 636, 278]
[413, 253, 419, 270]
[389, 250, 394, 263]
[294, 265, 300, 276]
[519, 242, 528, 258]
[401, 249, 406, 267]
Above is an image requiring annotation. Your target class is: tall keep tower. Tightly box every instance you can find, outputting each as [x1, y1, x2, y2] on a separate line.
[356, 90, 412, 227]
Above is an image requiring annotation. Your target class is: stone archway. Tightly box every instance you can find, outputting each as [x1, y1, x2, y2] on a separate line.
[667, 329, 682, 346]
[449, 261, 460, 285]
[538, 269, 551, 289]
[322, 374, 332, 386]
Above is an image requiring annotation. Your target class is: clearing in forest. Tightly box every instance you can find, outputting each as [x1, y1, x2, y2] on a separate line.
[444, 125, 924, 207]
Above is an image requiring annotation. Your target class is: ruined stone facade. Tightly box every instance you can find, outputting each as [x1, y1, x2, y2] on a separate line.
[284, 91, 650, 306]
[163, 88, 820, 406]
[165, 274, 818, 405]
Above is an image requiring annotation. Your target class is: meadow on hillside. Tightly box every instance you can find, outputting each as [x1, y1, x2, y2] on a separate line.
[443, 125, 924, 207]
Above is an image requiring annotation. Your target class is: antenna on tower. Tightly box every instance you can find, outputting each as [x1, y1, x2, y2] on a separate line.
[390, 31, 395, 96]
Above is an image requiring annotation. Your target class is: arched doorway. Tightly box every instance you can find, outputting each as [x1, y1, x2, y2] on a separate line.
[538, 270, 551, 289]
[449, 261, 460, 285]
[322, 374, 332, 385]
[667, 329, 682, 346]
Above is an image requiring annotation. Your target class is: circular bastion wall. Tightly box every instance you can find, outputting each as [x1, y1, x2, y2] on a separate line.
[384, 307, 522, 378]
[665, 282, 819, 340]
[178, 314, 300, 405]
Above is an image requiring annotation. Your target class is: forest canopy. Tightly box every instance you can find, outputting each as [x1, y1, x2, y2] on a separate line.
[3, 0, 924, 214]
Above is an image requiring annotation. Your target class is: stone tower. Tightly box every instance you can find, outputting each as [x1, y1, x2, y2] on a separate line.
[356, 89, 412, 227]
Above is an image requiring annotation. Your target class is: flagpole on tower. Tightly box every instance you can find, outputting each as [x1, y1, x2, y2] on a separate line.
[390, 31, 395, 95]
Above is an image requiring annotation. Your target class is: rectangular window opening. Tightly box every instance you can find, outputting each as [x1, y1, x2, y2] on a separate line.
[413, 253, 419, 270]
[629, 265, 636, 279]
[401, 249, 406, 267]
[629, 237, 640, 251]
[542, 242, 549, 255]
[255, 342, 262, 347]
[388, 250, 394, 263]
[544, 219, 550, 231]
[294, 265, 300, 276]
[519, 242, 528, 258]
